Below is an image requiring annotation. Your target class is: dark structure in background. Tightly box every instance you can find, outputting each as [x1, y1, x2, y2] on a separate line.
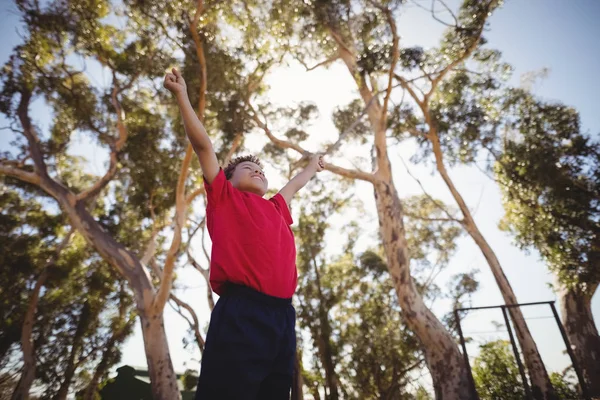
[99, 365, 196, 400]
[454, 301, 590, 400]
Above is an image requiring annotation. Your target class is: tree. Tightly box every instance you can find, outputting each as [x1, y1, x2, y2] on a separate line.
[80, 284, 136, 400]
[0, 0, 182, 395]
[242, 0, 542, 397]
[472, 340, 526, 400]
[0, 0, 258, 397]
[11, 228, 73, 400]
[292, 177, 465, 399]
[0, 184, 137, 399]
[0, 188, 67, 399]
[473, 340, 581, 400]
[494, 89, 600, 396]
[269, 0, 564, 397]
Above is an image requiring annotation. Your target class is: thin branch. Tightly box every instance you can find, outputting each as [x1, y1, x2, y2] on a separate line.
[169, 293, 205, 353]
[185, 216, 205, 253]
[0, 164, 41, 185]
[76, 71, 130, 201]
[246, 103, 377, 184]
[199, 210, 211, 264]
[191, 0, 205, 29]
[17, 89, 50, 179]
[409, 0, 456, 27]
[376, 3, 400, 128]
[425, 0, 498, 101]
[222, 132, 243, 166]
[398, 155, 461, 222]
[394, 73, 425, 108]
[189, 1, 208, 121]
[140, 225, 162, 266]
[454, 67, 487, 77]
[76, 149, 118, 201]
[408, 127, 429, 139]
[155, 0, 210, 313]
[185, 186, 205, 206]
[403, 211, 459, 223]
[153, 145, 193, 313]
[0, 125, 23, 133]
[187, 245, 214, 311]
[154, 252, 206, 352]
[422, 256, 446, 292]
[18, 228, 74, 395]
[435, 0, 459, 26]
[297, 53, 341, 72]
[327, 28, 355, 61]
[323, 95, 378, 156]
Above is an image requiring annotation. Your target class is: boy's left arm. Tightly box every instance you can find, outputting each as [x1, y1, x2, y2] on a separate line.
[278, 155, 325, 205]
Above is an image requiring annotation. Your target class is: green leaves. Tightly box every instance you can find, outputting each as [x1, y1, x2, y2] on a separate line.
[472, 340, 527, 400]
[332, 99, 370, 145]
[473, 340, 580, 399]
[495, 90, 600, 287]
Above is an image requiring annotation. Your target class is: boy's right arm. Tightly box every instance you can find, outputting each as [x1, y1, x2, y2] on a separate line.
[164, 68, 220, 184]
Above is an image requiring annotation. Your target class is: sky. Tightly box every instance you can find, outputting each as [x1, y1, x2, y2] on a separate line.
[1, 0, 600, 393]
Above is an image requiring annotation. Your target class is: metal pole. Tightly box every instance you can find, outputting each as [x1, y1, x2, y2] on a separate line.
[454, 309, 479, 400]
[456, 300, 555, 312]
[501, 305, 533, 400]
[549, 302, 591, 400]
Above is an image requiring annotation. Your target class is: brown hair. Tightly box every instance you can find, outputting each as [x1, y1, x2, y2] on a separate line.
[224, 155, 263, 180]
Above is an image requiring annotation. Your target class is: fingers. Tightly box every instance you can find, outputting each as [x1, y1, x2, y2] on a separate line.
[316, 155, 325, 171]
[172, 67, 182, 79]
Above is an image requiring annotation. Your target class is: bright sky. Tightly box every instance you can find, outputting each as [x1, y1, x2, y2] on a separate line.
[1, 0, 599, 392]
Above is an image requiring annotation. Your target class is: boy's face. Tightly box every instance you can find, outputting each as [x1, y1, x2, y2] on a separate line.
[230, 161, 268, 196]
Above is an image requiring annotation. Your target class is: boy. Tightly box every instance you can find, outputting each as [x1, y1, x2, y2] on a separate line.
[164, 68, 324, 399]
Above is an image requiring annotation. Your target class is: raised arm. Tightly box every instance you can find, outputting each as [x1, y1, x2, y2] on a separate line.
[278, 155, 325, 205]
[164, 68, 220, 184]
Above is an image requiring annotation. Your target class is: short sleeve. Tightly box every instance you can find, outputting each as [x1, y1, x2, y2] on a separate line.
[204, 169, 231, 208]
[269, 193, 293, 225]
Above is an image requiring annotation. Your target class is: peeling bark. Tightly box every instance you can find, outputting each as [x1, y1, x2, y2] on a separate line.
[12, 231, 73, 400]
[313, 261, 339, 400]
[55, 302, 92, 400]
[3, 87, 183, 400]
[373, 179, 473, 399]
[430, 133, 556, 400]
[291, 349, 304, 400]
[139, 311, 179, 400]
[558, 283, 600, 397]
[10, 269, 48, 400]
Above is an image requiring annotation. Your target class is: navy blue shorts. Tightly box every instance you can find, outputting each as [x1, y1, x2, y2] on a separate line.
[195, 284, 296, 400]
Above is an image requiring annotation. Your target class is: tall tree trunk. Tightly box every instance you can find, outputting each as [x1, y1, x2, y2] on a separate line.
[558, 283, 600, 397]
[430, 133, 556, 400]
[83, 342, 113, 400]
[291, 348, 304, 400]
[325, 23, 474, 399]
[82, 319, 133, 400]
[55, 302, 92, 400]
[373, 178, 473, 399]
[11, 270, 49, 400]
[139, 311, 179, 400]
[46, 202, 180, 399]
[313, 261, 339, 400]
[3, 89, 183, 400]
[13, 232, 72, 400]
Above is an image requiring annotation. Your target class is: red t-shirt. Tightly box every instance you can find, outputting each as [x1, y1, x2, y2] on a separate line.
[203, 169, 297, 298]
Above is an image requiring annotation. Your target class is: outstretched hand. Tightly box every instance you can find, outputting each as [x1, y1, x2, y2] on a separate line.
[309, 154, 325, 173]
[164, 68, 187, 96]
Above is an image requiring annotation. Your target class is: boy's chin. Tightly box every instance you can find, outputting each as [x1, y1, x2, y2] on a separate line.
[240, 182, 267, 196]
